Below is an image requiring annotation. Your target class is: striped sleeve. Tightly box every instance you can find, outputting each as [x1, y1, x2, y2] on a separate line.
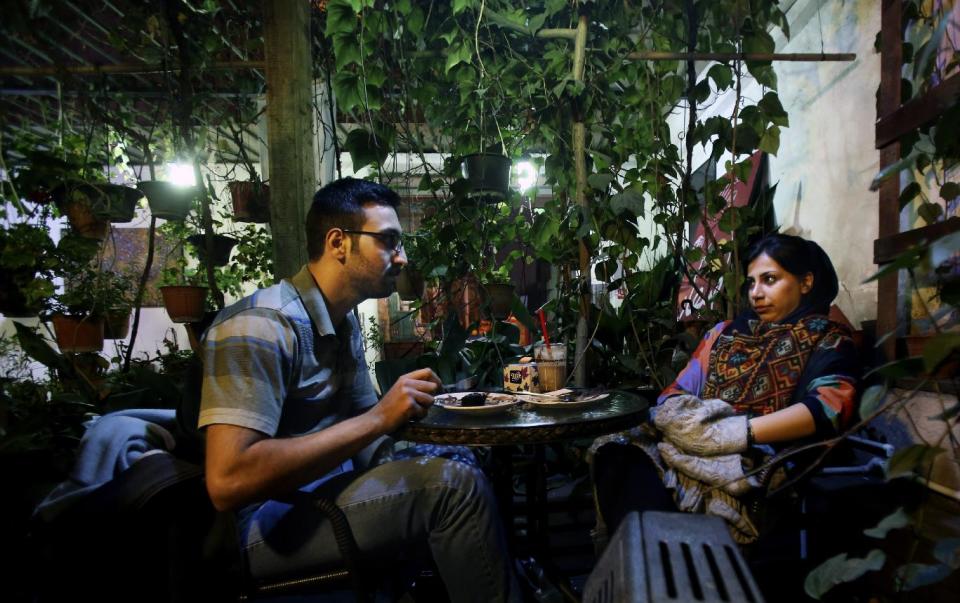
[199, 308, 298, 436]
[657, 321, 728, 404]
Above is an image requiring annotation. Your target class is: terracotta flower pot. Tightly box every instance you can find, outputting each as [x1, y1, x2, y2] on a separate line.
[160, 285, 208, 323]
[52, 314, 105, 353]
[58, 195, 110, 240]
[228, 181, 270, 223]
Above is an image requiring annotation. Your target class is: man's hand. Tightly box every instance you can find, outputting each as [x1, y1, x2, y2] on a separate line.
[370, 368, 442, 432]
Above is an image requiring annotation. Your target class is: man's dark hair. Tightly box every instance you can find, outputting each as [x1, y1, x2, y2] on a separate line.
[306, 178, 401, 260]
[744, 233, 839, 316]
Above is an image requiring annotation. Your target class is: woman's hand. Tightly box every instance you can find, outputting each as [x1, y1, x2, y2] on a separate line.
[658, 442, 757, 496]
[654, 395, 749, 455]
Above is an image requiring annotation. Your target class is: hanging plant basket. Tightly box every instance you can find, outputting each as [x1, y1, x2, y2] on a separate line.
[395, 267, 425, 301]
[228, 181, 271, 223]
[462, 154, 512, 200]
[187, 234, 238, 267]
[103, 309, 132, 340]
[54, 182, 143, 224]
[160, 285, 208, 323]
[51, 314, 105, 353]
[482, 282, 515, 321]
[55, 191, 110, 240]
[138, 181, 197, 221]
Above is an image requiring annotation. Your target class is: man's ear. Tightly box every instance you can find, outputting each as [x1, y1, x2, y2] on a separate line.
[800, 272, 814, 295]
[326, 228, 347, 260]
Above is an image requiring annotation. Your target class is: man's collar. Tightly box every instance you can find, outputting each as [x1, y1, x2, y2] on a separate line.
[290, 265, 337, 336]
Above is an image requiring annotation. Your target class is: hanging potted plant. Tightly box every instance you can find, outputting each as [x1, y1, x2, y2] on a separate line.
[228, 179, 270, 223]
[54, 182, 144, 238]
[220, 103, 271, 223]
[187, 232, 238, 267]
[137, 180, 198, 221]
[462, 153, 512, 200]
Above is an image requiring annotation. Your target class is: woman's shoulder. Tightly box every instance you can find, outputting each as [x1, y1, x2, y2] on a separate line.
[799, 315, 855, 350]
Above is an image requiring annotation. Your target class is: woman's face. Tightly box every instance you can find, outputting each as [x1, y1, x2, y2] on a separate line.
[746, 252, 813, 323]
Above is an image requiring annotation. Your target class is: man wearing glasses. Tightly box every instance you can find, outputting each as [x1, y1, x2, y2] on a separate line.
[199, 178, 519, 601]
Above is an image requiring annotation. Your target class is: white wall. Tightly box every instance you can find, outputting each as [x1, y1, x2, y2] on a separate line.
[665, 0, 881, 327]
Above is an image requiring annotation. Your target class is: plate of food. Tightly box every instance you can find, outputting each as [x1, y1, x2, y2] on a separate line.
[434, 391, 520, 415]
[516, 389, 609, 410]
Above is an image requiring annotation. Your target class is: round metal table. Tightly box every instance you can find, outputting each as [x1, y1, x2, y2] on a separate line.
[396, 388, 650, 575]
[396, 389, 649, 446]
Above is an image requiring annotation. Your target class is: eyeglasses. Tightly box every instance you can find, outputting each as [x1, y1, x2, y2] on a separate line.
[340, 229, 405, 254]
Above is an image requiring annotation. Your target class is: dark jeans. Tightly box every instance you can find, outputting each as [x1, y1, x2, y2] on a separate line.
[593, 443, 677, 533]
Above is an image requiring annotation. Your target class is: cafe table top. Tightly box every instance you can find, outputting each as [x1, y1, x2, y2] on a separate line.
[395, 388, 650, 447]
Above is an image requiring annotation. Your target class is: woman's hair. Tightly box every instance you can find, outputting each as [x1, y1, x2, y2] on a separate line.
[744, 233, 839, 317]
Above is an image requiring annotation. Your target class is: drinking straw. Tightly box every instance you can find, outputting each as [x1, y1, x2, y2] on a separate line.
[536, 308, 551, 349]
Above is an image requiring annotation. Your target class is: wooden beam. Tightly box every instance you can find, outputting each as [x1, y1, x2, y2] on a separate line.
[875, 74, 960, 148]
[874, 217, 960, 265]
[876, 0, 903, 360]
[626, 51, 856, 62]
[0, 60, 265, 77]
[263, 0, 315, 280]
[572, 13, 590, 388]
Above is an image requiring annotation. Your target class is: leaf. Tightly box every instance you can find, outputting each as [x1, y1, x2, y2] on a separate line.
[343, 128, 389, 171]
[758, 125, 781, 156]
[609, 186, 645, 217]
[929, 231, 960, 270]
[747, 62, 778, 90]
[758, 92, 789, 127]
[13, 322, 67, 373]
[587, 173, 615, 191]
[940, 182, 960, 202]
[864, 356, 925, 380]
[933, 537, 960, 568]
[869, 153, 917, 191]
[886, 444, 944, 480]
[918, 201, 943, 224]
[445, 43, 472, 74]
[922, 333, 960, 372]
[452, 0, 472, 15]
[707, 64, 733, 90]
[863, 507, 911, 538]
[897, 562, 954, 591]
[804, 550, 886, 600]
[899, 181, 922, 210]
[858, 384, 888, 420]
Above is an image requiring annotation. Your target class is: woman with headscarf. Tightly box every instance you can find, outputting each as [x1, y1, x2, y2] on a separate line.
[591, 234, 860, 544]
